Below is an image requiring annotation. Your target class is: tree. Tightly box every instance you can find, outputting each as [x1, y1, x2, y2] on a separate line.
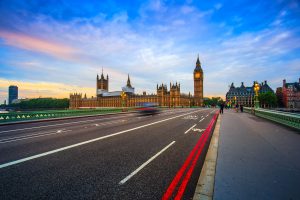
[203, 97, 224, 107]
[10, 98, 69, 110]
[258, 92, 277, 108]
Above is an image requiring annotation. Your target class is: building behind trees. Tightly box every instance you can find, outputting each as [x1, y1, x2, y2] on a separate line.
[8, 85, 18, 105]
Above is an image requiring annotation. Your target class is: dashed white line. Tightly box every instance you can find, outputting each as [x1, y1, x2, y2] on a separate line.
[199, 118, 204, 122]
[0, 115, 133, 134]
[0, 110, 202, 169]
[0, 130, 72, 144]
[184, 124, 197, 134]
[119, 141, 176, 185]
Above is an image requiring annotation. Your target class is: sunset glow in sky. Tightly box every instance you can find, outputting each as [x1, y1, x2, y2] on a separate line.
[0, 0, 300, 103]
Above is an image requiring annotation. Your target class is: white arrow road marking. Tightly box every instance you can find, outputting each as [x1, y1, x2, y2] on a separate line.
[192, 128, 205, 133]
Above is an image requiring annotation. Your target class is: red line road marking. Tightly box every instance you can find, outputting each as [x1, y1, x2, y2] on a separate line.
[162, 111, 219, 200]
[175, 116, 216, 199]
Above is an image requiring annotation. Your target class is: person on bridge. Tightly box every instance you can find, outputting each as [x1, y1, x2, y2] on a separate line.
[240, 104, 244, 112]
[235, 104, 239, 112]
[220, 103, 224, 114]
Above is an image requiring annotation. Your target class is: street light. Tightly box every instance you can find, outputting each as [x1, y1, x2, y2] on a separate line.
[121, 91, 127, 111]
[172, 97, 175, 109]
[253, 82, 260, 108]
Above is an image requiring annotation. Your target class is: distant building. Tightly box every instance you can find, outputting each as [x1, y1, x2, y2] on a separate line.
[70, 56, 204, 108]
[226, 81, 274, 107]
[276, 87, 284, 107]
[282, 78, 300, 109]
[8, 85, 18, 104]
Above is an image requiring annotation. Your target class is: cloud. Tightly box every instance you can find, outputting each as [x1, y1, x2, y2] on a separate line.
[0, 78, 96, 102]
[0, 29, 79, 60]
[214, 3, 223, 10]
[0, 0, 300, 103]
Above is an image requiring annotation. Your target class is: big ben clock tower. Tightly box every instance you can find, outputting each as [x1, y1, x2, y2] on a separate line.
[194, 55, 203, 106]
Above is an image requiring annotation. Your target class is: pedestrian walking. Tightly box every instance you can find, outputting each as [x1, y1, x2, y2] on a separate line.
[220, 103, 224, 114]
[235, 104, 239, 112]
[240, 104, 244, 112]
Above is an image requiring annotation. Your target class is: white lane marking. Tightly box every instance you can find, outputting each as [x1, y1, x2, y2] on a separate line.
[0, 110, 202, 169]
[201, 116, 204, 118]
[0, 129, 68, 142]
[95, 124, 99, 126]
[0, 120, 123, 143]
[0, 115, 134, 134]
[119, 141, 176, 185]
[0, 130, 72, 144]
[199, 118, 204, 122]
[184, 124, 197, 134]
[206, 114, 209, 117]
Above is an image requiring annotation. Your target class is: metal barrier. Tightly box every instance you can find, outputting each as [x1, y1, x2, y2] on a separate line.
[0, 108, 125, 124]
[244, 107, 300, 130]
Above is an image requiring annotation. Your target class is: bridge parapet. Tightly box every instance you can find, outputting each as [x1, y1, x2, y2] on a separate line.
[244, 107, 300, 130]
[0, 108, 125, 124]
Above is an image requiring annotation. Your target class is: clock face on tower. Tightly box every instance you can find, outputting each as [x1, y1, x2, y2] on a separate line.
[195, 72, 201, 79]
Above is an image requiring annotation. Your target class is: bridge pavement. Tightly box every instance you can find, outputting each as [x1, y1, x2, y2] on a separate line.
[213, 109, 300, 200]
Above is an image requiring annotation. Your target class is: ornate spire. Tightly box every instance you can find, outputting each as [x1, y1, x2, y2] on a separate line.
[194, 54, 203, 73]
[101, 67, 104, 79]
[196, 54, 201, 67]
[127, 74, 132, 87]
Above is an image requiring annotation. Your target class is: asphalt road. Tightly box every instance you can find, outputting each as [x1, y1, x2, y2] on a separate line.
[0, 108, 217, 200]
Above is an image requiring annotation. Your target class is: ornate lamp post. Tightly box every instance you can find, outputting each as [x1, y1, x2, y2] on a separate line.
[172, 97, 175, 109]
[234, 96, 237, 107]
[254, 82, 260, 108]
[121, 91, 127, 111]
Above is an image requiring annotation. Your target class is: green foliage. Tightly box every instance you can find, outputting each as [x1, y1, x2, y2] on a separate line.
[203, 97, 224, 106]
[11, 98, 69, 110]
[258, 92, 277, 108]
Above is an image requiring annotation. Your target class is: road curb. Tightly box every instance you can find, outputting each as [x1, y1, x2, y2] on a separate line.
[0, 111, 137, 126]
[193, 114, 221, 200]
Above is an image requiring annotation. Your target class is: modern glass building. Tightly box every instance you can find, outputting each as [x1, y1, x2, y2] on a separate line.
[8, 85, 18, 104]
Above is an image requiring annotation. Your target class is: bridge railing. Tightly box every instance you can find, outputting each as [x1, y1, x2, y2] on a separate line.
[0, 108, 125, 124]
[244, 107, 300, 130]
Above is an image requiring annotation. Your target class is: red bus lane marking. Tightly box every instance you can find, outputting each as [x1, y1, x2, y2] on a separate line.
[175, 116, 215, 199]
[162, 112, 218, 200]
[162, 128, 209, 200]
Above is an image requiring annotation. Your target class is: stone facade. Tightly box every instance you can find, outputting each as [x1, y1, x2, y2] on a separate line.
[69, 56, 204, 108]
[226, 81, 274, 107]
[282, 78, 300, 109]
[193, 55, 204, 106]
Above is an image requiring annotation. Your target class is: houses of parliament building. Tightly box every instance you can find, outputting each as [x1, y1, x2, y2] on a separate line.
[69, 56, 204, 108]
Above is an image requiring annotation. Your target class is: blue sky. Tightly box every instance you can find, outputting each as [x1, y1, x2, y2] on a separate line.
[0, 0, 300, 103]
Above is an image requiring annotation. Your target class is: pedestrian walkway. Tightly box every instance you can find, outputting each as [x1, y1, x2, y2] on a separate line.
[214, 109, 300, 200]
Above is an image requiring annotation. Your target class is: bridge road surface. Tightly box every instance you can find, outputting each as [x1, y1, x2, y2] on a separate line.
[0, 108, 217, 200]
